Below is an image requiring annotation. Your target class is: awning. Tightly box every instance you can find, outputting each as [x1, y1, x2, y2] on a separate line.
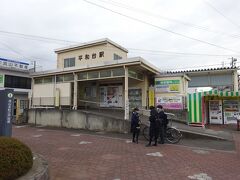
[188, 90, 240, 126]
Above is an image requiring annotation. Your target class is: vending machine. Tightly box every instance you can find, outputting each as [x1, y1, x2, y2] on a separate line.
[223, 100, 239, 124]
[209, 100, 223, 124]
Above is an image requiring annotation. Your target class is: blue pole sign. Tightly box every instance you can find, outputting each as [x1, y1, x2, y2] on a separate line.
[0, 89, 14, 136]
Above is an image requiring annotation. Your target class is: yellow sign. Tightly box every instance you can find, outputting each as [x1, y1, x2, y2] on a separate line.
[149, 87, 155, 107]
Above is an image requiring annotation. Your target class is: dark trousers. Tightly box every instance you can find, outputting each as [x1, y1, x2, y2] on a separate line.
[159, 125, 167, 144]
[132, 128, 140, 143]
[148, 126, 159, 145]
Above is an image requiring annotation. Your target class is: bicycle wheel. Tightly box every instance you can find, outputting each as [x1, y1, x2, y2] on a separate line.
[143, 126, 150, 141]
[166, 127, 182, 144]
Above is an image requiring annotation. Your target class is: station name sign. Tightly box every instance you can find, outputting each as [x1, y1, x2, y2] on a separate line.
[155, 79, 180, 93]
[0, 57, 29, 70]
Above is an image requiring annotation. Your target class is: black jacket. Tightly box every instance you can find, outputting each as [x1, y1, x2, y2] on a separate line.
[156, 111, 168, 125]
[131, 112, 140, 132]
[149, 108, 157, 124]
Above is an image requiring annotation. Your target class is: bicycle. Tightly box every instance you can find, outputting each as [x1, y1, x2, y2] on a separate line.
[142, 113, 182, 144]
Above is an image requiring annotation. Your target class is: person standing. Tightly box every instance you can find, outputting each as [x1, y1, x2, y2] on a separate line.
[156, 105, 168, 144]
[146, 106, 159, 147]
[131, 107, 141, 143]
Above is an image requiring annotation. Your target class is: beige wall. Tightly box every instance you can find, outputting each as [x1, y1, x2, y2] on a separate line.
[33, 84, 55, 98]
[56, 82, 71, 97]
[32, 82, 71, 106]
[57, 43, 128, 69]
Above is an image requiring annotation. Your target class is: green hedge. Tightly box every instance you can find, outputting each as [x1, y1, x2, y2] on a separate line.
[0, 137, 33, 180]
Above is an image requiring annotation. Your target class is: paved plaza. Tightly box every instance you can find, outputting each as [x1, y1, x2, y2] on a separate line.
[13, 125, 240, 180]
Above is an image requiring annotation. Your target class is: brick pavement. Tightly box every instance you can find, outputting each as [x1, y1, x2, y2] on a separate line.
[12, 126, 240, 180]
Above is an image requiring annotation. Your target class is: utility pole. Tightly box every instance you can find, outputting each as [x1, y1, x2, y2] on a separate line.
[230, 57, 237, 68]
[31, 61, 36, 72]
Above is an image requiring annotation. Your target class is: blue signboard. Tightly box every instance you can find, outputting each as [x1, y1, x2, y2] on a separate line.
[0, 89, 14, 136]
[0, 57, 29, 70]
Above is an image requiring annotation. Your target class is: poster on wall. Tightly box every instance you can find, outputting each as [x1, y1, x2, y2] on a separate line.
[155, 79, 180, 93]
[129, 88, 142, 108]
[156, 96, 183, 110]
[100, 86, 123, 107]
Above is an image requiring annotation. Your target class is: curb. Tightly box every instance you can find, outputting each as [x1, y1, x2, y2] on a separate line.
[180, 129, 233, 141]
[17, 153, 49, 180]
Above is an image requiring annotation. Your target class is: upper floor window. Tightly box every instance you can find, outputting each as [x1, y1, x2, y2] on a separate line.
[113, 53, 122, 60]
[64, 57, 75, 68]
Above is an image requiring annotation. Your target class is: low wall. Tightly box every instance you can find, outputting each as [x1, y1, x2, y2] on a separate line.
[27, 109, 130, 133]
[141, 109, 188, 124]
[165, 109, 188, 124]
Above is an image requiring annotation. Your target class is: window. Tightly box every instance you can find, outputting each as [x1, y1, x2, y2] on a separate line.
[88, 71, 99, 79]
[113, 54, 122, 60]
[64, 57, 75, 68]
[78, 72, 87, 80]
[99, 51, 104, 58]
[56, 75, 64, 82]
[112, 68, 124, 76]
[35, 78, 43, 84]
[20, 100, 28, 110]
[57, 74, 74, 82]
[129, 70, 137, 78]
[64, 74, 74, 81]
[137, 73, 144, 80]
[100, 70, 111, 78]
[43, 76, 53, 83]
[5, 75, 31, 89]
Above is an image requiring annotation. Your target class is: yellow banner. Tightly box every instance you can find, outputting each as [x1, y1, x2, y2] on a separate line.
[149, 87, 155, 107]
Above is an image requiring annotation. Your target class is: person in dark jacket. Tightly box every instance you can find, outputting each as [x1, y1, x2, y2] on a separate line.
[146, 106, 159, 147]
[131, 107, 141, 143]
[156, 105, 168, 144]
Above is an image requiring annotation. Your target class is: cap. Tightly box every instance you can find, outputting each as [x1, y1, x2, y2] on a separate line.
[157, 105, 163, 109]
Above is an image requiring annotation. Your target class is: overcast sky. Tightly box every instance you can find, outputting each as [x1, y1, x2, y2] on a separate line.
[0, 0, 240, 71]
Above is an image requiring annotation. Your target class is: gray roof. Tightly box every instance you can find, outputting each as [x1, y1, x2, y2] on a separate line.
[162, 67, 238, 74]
[54, 38, 129, 53]
[31, 57, 160, 77]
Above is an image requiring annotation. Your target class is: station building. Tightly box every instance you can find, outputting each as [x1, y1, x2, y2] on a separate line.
[30, 39, 159, 120]
[30, 38, 240, 127]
